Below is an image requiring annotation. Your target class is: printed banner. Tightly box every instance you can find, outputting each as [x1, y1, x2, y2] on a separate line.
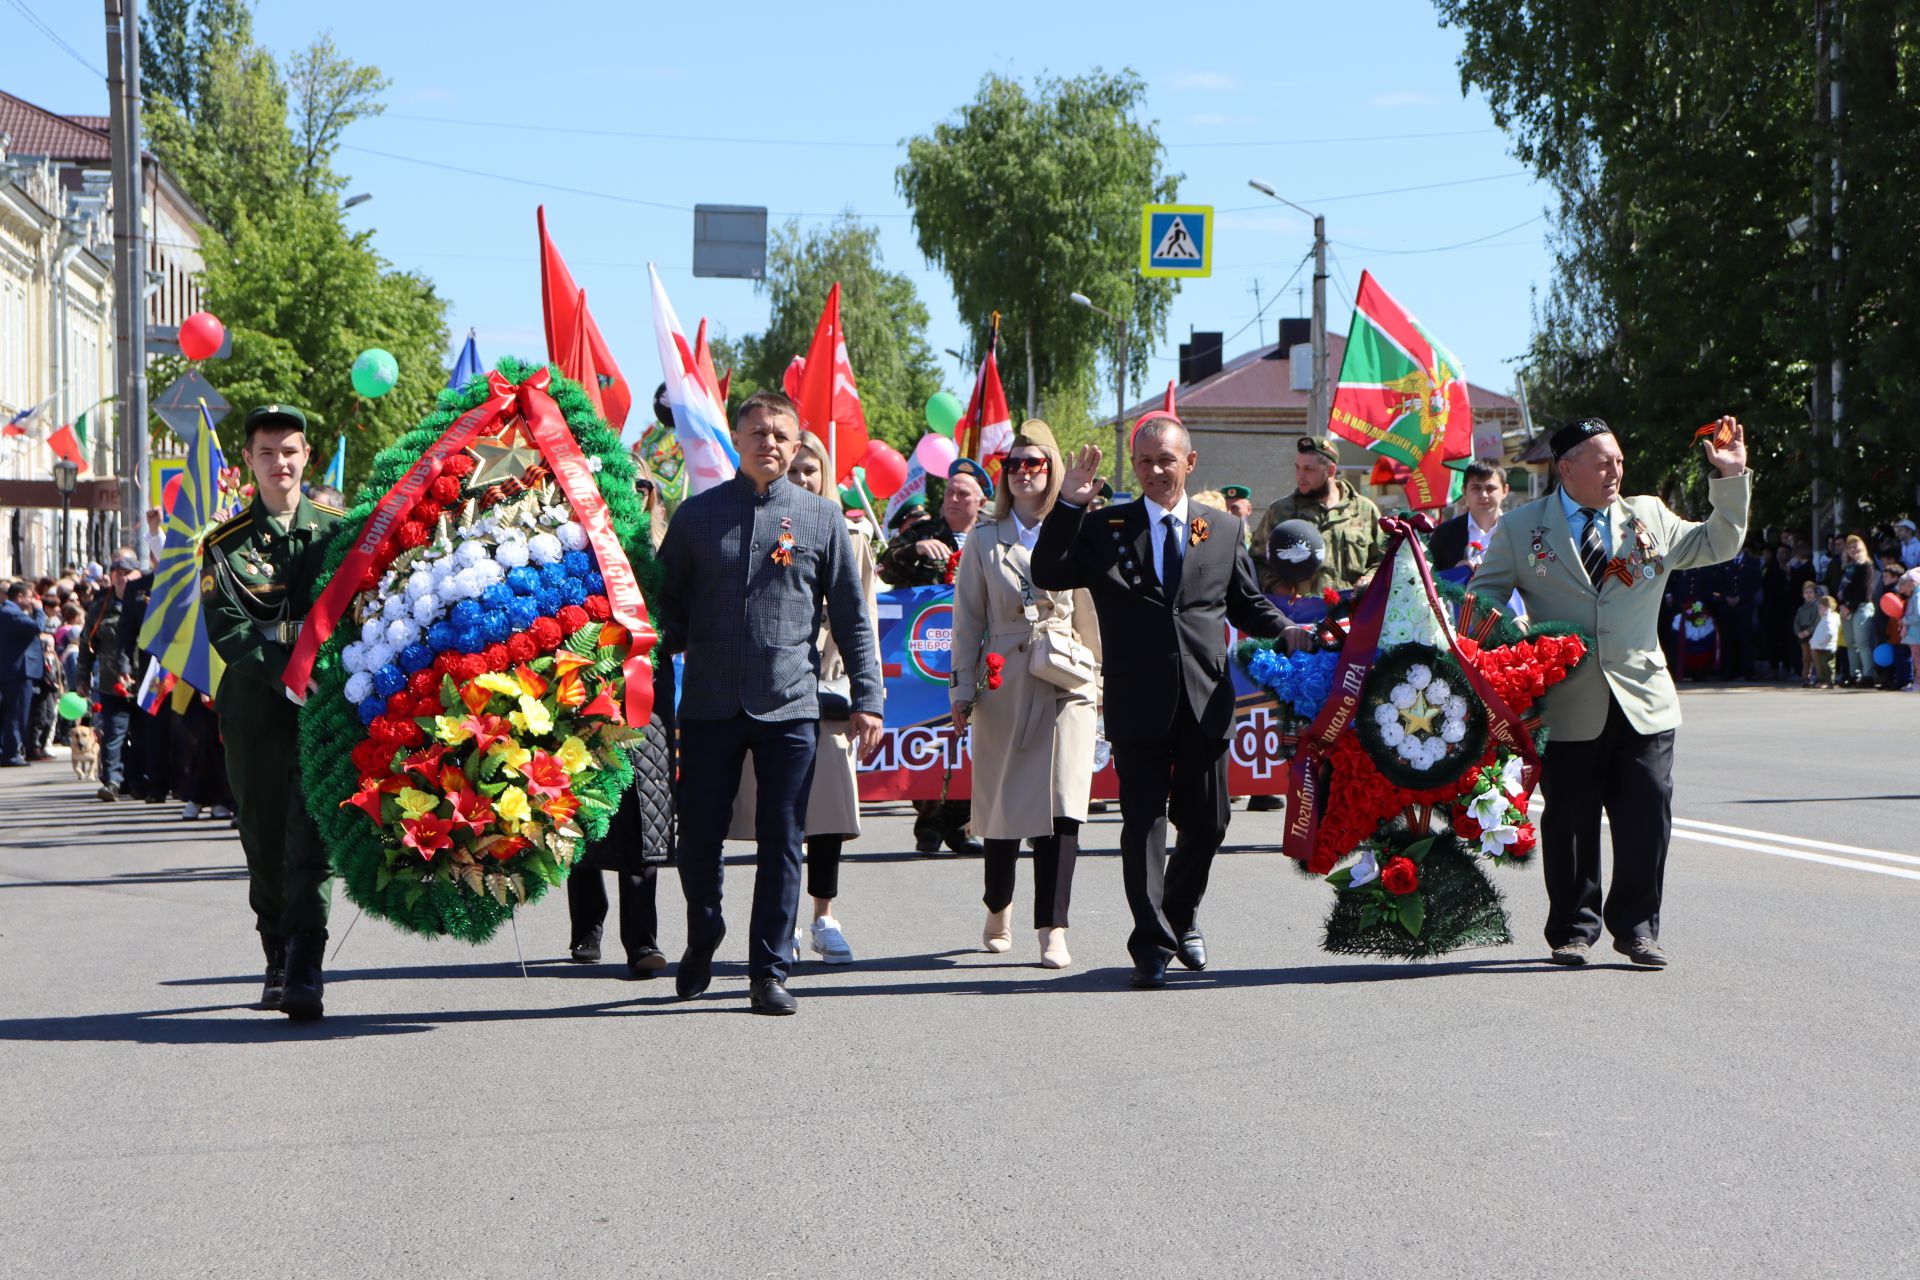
[858, 586, 1331, 802]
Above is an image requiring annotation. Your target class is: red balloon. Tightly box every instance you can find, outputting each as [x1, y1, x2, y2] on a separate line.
[1879, 591, 1906, 620]
[860, 440, 909, 499]
[179, 311, 224, 361]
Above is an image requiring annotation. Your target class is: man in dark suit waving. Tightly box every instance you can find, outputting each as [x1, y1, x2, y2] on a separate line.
[1032, 420, 1309, 988]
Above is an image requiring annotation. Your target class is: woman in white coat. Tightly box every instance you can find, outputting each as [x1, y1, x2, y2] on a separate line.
[949, 420, 1101, 968]
[729, 430, 880, 964]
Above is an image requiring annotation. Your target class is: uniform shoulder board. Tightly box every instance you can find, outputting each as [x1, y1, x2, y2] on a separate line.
[310, 499, 346, 516]
[205, 512, 252, 547]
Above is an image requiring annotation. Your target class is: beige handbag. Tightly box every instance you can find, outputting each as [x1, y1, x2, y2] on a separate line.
[1011, 552, 1097, 694]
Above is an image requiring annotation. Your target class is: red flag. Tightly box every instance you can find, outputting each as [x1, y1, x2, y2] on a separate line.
[537, 206, 632, 429]
[959, 349, 1012, 463]
[691, 319, 725, 409]
[571, 291, 605, 422]
[1327, 270, 1471, 473]
[47, 423, 88, 473]
[794, 283, 869, 482]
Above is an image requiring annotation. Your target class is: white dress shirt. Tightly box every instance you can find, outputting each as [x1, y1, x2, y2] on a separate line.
[1008, 511, 1041, 552]
[1147, 493, 1191, 589]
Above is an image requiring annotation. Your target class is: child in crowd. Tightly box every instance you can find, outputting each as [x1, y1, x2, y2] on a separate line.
[1809, 594, 1842, 688]
[1793, 580, 1820, 687]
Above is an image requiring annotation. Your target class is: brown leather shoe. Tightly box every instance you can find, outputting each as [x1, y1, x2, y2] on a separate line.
[1613, 937, 1669, 968]
[1547, 941, 1590, 966]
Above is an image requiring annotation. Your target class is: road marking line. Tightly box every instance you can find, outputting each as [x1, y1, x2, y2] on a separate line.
[1669, 818, 1920, 868]
[1522, 799, 1920, 882]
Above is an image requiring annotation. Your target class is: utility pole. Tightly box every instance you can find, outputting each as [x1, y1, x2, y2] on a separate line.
[1811, 0, 1844, 547]
[1310, 213, 1329, 438]
[1249, 278, 1264, 347]
[105, 0, 148, 540]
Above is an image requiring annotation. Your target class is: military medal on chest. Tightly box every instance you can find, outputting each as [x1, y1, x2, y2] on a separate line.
[1527, 526, 1557, 578]
[1600, 517, 1664, 588]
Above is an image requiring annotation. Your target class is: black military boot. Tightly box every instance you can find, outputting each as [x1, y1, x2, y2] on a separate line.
[279, 930, 328, 1021]
[259, 934, 289, 1010]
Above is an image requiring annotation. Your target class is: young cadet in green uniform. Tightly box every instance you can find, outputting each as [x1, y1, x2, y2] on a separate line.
[201, 405, 343, 1020]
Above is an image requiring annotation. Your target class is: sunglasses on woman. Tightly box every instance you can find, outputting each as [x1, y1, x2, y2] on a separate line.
[1003, 457, 1050, 475]
[635, 479, 656, 496]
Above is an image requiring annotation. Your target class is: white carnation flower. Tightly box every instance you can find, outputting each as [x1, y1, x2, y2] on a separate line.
[341, 641, 368, 674]
[527, 532, 565, 565]
[1378, 723, 1406, 748]
[1405, 663, 1433, 690]
[454, 539, 489, 569]
[1373, 704, 1401, 728]
[468, 558, 504, 588]
[1389, 683, 1418, 709]
[587, 455, 603, 473]
[1445, 696, 1468, 720]
[359, 618, 384, 648]
[385, 617, 421, 648]
[411, 594, 440, 626]
[1441, 719, 1467, 744]
[494, 537, 529, 568]
[1396, 736, 1421, 762]
[365, 642, 396, 673]
[405, 570, 434, 602]
[429, 557, 456, 586]
[1426, 679, 1452, 704]
[452, 566, 488, 600]
[343, 671, 375, 705]
[556, 521, 589, 552]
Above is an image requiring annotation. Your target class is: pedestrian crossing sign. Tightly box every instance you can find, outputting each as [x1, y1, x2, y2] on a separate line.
[1140, 204, 1212, 278]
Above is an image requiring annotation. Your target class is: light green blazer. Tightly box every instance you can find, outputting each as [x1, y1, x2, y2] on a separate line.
[1471, 472, 1752, 742]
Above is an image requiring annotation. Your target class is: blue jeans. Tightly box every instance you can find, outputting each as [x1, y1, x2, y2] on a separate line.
[675, 715, 819, 981]
[96, 698, 133, 789]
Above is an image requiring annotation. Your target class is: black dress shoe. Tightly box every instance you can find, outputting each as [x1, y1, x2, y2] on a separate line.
[625, 946, 667, 979]
[279, 929, 328, 1021]
[1129, 956, 1169, 989]
[914, 830, 942, 854]
[1175, 927, 1208, 971]
[748, 976, 797, 1015]
[675, 939, 721, 1000]
[944, 833, 985, 856]
[568, 931, 602, 964]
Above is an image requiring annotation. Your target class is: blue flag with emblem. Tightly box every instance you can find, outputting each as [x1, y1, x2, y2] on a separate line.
[448, 328, 483, 389]
[136, 402, 228, 696]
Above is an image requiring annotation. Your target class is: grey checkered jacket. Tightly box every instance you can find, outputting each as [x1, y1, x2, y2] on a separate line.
[658, 473, 884, 723]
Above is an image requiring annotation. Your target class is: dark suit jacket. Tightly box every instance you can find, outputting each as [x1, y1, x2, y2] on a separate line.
[0, 601, 43, 681]
[1031, 498, 1288, 742]
[1427, 513, 1471, 572]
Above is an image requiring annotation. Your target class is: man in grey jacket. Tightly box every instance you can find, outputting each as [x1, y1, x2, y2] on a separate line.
[658, 390, 884, 1015]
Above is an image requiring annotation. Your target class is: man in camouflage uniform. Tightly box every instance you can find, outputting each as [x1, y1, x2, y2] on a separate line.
[201, 405, 343, 1020]
[1251, 435, 1387, 597]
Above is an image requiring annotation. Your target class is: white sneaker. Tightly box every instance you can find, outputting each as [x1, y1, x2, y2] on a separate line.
[180, 801, 201, 820]
[791, 929, 803, 965]
[210, 804, 232, 819]
[809, 916, 854, 964]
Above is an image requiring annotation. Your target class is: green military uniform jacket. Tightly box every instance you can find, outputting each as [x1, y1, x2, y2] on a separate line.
[1470, 472, 1752, 743]
[1251, 478, 1387, 595]
[200, 494, 343, 726]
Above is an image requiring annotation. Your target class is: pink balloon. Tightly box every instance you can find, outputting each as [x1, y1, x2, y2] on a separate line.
[179, 311, 224, 361]
[913, 433, 959, 475]
[861, 440, 909, 499]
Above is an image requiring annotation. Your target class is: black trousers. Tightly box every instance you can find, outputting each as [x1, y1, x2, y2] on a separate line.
[1110, 698, 1231, 966]
[567, 861, 659, 960]
[806, 836, 843, 902]
[983, 819, 1080, 929]
[1539, 694, 1675, 947]
[676, 714, 818, 980]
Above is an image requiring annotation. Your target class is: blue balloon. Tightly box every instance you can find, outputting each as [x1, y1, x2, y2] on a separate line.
[1873, 643, 1897, 667]
[399, 642, 435, 674]
[373, 664, 407, 697]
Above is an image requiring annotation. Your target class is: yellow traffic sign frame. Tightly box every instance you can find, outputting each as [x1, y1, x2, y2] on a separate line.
[1140, 204, 1213, 278]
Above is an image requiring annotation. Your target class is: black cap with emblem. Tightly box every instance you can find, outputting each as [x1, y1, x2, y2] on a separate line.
[1549, 417, 1614, 461]
[243, 403, 309, 440]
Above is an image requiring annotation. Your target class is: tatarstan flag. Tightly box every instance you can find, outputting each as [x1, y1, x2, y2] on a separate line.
[1328, 270, 1472, 509]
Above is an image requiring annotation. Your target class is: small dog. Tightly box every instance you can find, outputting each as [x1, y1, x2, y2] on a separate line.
[69, 725, 98, 781]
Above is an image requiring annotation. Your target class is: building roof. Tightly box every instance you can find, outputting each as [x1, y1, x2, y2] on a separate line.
[1120, 332, 1520, 421]
[0, 90, 111, 163]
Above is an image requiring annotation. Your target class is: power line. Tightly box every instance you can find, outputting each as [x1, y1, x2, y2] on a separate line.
[1332, 213, 1547, 255]
[3, 0, 105, 79]
[1148, 248, 1313, 365]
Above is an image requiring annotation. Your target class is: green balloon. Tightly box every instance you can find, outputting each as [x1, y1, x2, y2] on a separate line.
[351, 348, 400, 398]
[57, 691, 88, 721]
[925, 391, 964, 437]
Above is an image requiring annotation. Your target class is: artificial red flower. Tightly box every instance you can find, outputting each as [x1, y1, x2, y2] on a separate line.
[522, 751, 571, 800]
[401, 811, 454, 860]
[448, 787, 494, 838]
[395, 719, 426, 748]
[403, 741, 451, 782]
[513, 664, 549, 698]
[442, 453, 476, 479]
[528, 617, 563, 649]
[580, 691, 622, 723]
[598, 622, 630, 651]
[1380, 856, 1420, 896]
[1322, 587, 1341, 606]
[351, 740, 394, 776]
[408, 669, 440, 698]
[459, 681, 492, 715]
[1455, 813, 1482, 840]
[505, 633, 538, 664]
[583, 594, 611, 621]
[552, 651, 593, 708]
[461, 712, 511, 754]
[984, 651, 1006, 691]
[430, 475, 463, 503]
[341, 782, 386, 823]
[412, 502, 444, 527]
[543, 792, 581, 825]
[359, 567, 381, 592]
[396, 521, 429, 550]
[557, 604, 590, 634]
[455, 654, 488, 681]
[1510, 825, 1537, 857]
[942, 548, 963, 585]
[483, 643, 512, 671]
[486, 834, 529, 862]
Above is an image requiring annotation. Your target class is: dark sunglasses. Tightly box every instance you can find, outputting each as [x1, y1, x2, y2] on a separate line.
[634, 479, 656, 496]
[1003, 457, 1050, 475]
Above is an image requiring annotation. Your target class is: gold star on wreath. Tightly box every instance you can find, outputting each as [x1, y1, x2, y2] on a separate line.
[1399, 691, 1440, 736]
[467, 418, 542, 488]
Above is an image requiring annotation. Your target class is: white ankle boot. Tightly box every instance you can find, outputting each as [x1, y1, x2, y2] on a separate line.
[982, 908, 1013, 953]
[1038, 927, 1071, 969]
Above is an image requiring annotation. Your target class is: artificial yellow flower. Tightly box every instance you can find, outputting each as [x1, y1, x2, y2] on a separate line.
[434, 715, 473, 745]
[490, 740, 533, 774]
[474, 672, 521, 697]
[396, 787, 440, 821]
[496, 785, 532, 824]
[515, 694, 554, 737]
[555, 735, 593, 774]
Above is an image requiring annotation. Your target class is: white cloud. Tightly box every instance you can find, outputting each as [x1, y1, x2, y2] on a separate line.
[1368, 91, 1440, 109]
[1170, 70, 1240, 92]
[1184, 112, 1258, 129]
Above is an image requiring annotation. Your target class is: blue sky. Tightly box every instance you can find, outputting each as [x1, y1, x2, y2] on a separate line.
[5, 0, 1555, 407]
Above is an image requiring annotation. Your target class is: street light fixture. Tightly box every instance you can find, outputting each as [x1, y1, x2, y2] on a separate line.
[1248, 178, 1330, 439]
[1070, 291, 1130, 488]
[51, 458, 80, 569]
[342, 192, 373, 211]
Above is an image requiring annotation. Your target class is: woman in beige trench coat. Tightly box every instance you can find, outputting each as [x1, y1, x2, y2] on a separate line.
[729, 430, 880, 966]
[949, 420, 1101, 969]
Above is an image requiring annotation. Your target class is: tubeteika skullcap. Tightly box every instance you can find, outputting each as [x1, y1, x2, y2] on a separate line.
[1550, 417, 1614, 461]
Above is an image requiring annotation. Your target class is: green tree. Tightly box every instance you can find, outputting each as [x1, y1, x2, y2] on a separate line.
[1435, 0, 1920, 529]
[285, 32, 389, 197]
[739, 216, 943, 454]
[898, 69, 1179, 423]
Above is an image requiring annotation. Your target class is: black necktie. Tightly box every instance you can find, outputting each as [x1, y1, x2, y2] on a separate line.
[1578, 507, 1608, 585]
[1161, 513, 1183, 600]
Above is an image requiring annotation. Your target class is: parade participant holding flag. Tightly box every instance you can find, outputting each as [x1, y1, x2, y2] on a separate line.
[1470, 415, 1750, 969]
[200, 405, 343, 1019]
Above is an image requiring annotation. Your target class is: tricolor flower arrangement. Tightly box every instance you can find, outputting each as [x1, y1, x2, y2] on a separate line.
[296, 360, 659, 943]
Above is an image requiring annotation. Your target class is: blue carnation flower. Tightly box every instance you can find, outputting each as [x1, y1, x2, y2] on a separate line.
[426, 622, 456, 652]
[536, 588, 563, 615]
[584, 570, 605, 595]
[399, 642, 434, 674]
[539, 561, 570, 590]
[455, 627, 485, 654]
[481, 611, 511, 643]
[506, 567, 542, 596]
[562, 550, 594, 578]
[358, 695, 387, 725]
[480, 584, 515, 611]
[506, 599, 539, 630]
[450, 599, 482, 629]
[373, 664, 407, 697]
[559, 578, 588, 606]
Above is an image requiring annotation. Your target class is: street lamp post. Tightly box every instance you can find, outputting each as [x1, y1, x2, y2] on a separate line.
[1248, 180, 1329, 438]
[51, 458, 80, 570]
[1069, 291, 1129, 490]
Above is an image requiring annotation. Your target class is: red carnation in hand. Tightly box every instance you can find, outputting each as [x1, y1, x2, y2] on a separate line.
[483, 643, 512, 671]
[1322, 587, 1341, 606]
[505, 633, 538, 664]
[583, 594, 612, 622]
[441, 453, 476, 479]
[557, 604, 590, 634]
[528, 617, 563, 649]
[396, 520, 429, 550]
[1380, 856, 1420, 896]
[984, 651, 1006, 691]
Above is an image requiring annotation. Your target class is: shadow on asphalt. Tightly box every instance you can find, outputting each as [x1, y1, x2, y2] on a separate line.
[0, 954, 1646, 1044]
[0, 864, 248, 889]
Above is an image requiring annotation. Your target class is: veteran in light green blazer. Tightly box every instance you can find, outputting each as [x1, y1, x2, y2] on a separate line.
[1470, 415, 1750, 969]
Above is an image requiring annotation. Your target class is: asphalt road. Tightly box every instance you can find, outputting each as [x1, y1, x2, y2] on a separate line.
[1, 686, 1914, 1279]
